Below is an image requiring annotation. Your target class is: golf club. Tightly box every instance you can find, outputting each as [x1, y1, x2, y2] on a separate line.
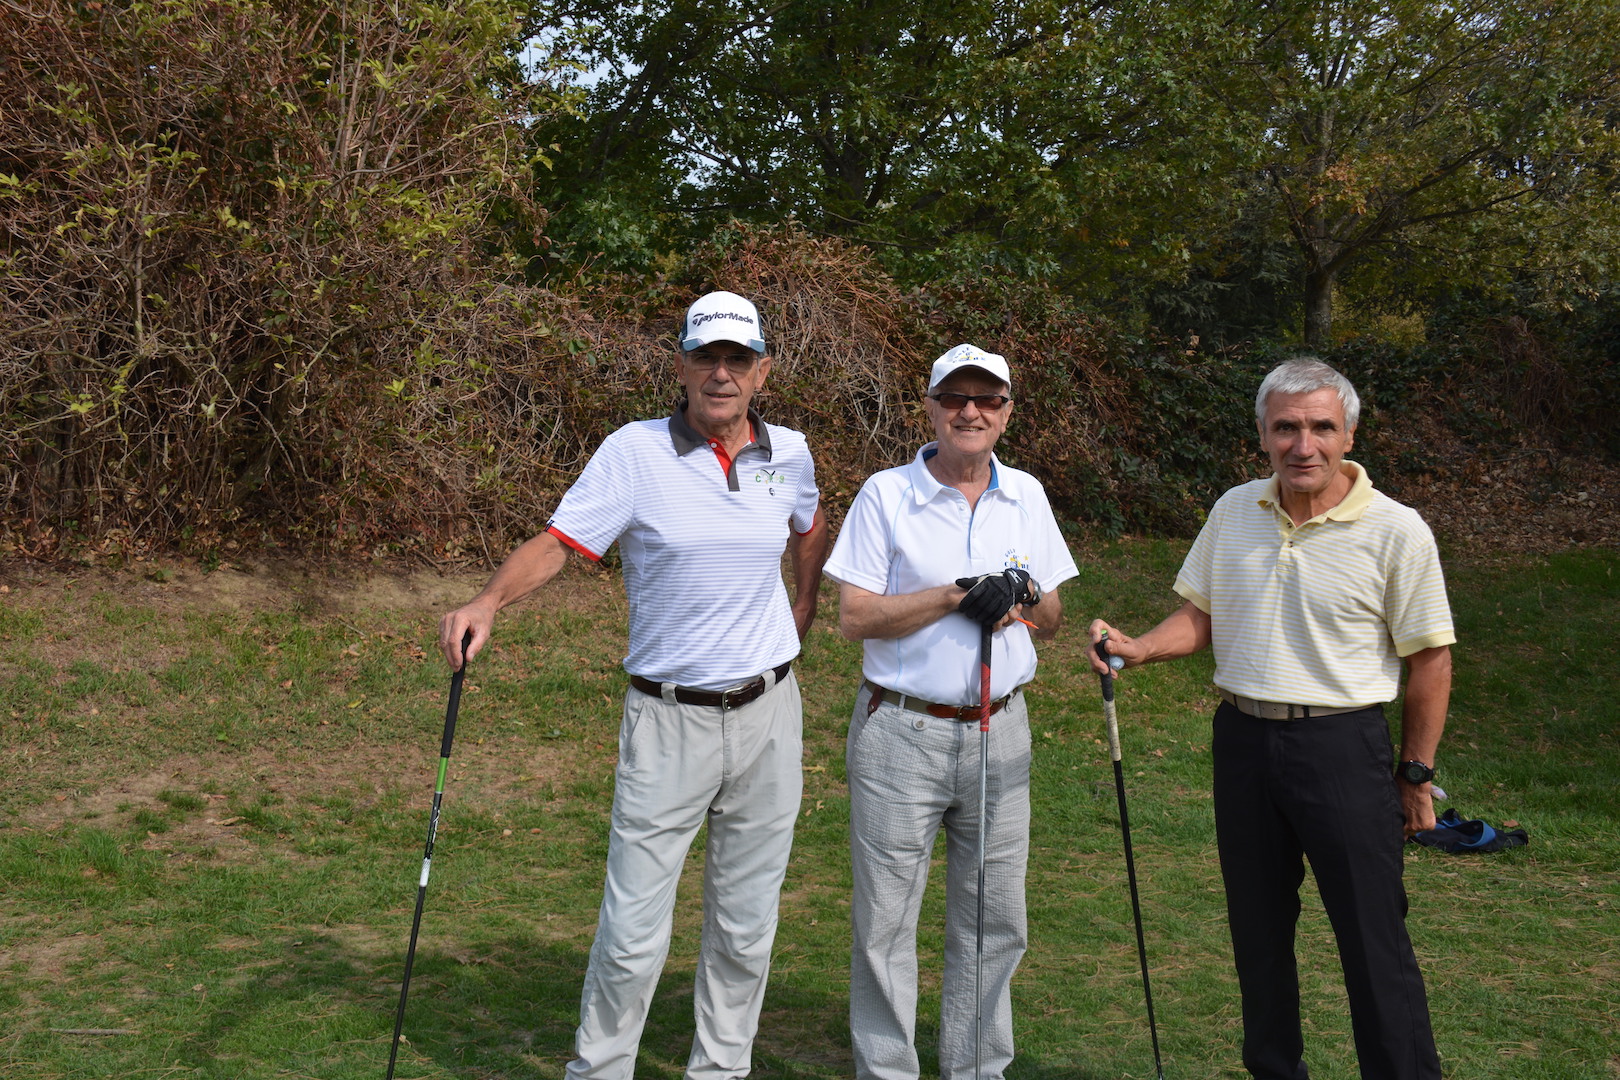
[1096, 634, 1165, 1080]
[386, 630, 472, 1080]
[974, 620, 992, 1080]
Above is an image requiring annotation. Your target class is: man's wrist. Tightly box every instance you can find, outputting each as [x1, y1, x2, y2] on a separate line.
[1396, 759, 1436, 785]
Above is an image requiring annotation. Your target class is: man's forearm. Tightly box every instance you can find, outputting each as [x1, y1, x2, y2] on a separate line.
[787, 509, 830, 637]
[1399, 645, 1452, 764]
[1088, 600, 1210, 673]
[471, 530, 571, 614]
[1023, 585, 1062, 640]
[839, 582, 963, 641]
[1137, 600, 1212, 662]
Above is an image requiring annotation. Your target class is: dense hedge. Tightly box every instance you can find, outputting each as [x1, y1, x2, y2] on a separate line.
[7, 208, 1614, 563]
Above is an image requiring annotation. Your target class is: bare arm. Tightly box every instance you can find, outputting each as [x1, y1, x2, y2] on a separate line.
[1086, 599, 1212, 674]
[787, 508, 831, 641]
[438, 530, 571, 669]
[1022, 585, 1062, 641]
[1397, 644, 1452, 836]
[838, 581, 967, 641]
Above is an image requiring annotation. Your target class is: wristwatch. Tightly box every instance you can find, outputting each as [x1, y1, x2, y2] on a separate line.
[1396, 760, 1436, 785]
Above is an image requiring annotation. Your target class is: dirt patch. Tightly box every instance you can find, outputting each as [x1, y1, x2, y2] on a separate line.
[0, 553, 625, 623]
[14, 738, 602, 836]
[2, 921, 94, 975]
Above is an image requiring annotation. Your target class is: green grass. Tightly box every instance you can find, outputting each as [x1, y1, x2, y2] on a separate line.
[0, 545, 1615, 1079]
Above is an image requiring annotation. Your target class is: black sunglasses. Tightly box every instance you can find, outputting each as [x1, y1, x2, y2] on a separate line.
[929, 392, 1010, 412]
[685, 350, 761, 375]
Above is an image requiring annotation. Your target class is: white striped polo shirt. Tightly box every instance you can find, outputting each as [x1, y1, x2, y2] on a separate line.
[1174, 460, 1455, 708]
[547, 404, 820, 691]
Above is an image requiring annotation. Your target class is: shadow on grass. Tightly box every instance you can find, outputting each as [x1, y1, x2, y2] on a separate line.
[168, 924, 1123, 1079]
[170, 927, 860, 1079]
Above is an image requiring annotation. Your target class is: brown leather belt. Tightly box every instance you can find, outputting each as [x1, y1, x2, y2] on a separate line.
[864, 680, 1014, 722]
[1218, 687, 1369, 720]
[630, 661, 792, 710]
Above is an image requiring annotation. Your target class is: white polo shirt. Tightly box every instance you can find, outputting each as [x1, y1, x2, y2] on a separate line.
[826, 444, 1078, 704]
[1174, 460, 1455, 708]
[547, 405, 820, 690]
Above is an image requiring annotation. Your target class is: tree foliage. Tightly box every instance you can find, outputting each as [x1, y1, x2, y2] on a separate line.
[1212, 0, 1620, 344]
[531, 0, 1620, 345]
[531, 0, 1209, 289]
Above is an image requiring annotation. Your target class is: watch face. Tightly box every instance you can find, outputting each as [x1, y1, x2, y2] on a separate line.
[1400, 761, 1434, 784]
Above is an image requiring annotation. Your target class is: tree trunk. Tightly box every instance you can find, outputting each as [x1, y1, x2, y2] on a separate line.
[1304, 265, 1334, 348]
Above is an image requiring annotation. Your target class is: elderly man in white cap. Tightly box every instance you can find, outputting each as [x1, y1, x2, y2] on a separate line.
[824, 344, 1078, 1080]
[440, 290, 829, 1080]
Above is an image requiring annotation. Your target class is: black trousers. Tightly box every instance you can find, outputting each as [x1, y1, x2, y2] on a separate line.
[1212, 702, 1441, 1080]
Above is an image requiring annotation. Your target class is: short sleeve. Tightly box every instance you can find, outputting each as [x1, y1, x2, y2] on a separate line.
[1384, 521, 1456, 656]
[1174, 502, 1220, 614]
[824, 478, 896, 594]
[547, 427, 639, 559]
[791, 441, 820, 534]
[1025, 484, 1079, 593]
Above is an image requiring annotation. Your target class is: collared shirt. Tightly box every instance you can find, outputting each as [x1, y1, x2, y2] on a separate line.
[825, 443, 1078, 703]
[547, 404, 820, 690]
[1174, 460, 1455, 708]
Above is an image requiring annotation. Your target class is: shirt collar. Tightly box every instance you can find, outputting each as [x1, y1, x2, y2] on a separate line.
[910, 442, 1003, 504]
[1258, 459, 1373, 523]
[668, 402, 772, 458]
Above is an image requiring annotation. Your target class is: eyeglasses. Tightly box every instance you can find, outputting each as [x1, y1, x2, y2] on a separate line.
[929, 392, 1010, 412]
[684, 350, 760, 375]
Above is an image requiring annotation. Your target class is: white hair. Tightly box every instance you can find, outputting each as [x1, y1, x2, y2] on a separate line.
[1255, 357, 1361, 431]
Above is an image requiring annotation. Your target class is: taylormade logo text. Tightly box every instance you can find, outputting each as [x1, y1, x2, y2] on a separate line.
[692, 311, 755, 329]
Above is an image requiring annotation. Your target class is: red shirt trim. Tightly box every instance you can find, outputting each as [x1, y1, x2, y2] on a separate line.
[705, 422, 756, 480]
[547, 524, 601, 562]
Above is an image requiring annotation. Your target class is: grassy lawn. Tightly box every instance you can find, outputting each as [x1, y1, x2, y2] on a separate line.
[1, 541, 1615, 1079]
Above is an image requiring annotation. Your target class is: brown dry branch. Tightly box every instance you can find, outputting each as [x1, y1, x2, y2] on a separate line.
[0, 0, 557, 559]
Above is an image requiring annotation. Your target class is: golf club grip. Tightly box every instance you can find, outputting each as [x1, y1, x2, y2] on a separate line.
[979, 624, 992, 732]
[1102, 698, 1123, 763]
[440, 630, 473, 759]
[1094, 640, 1115, 701]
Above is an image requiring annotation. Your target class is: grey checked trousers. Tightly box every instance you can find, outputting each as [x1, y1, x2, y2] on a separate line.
[847, 682, 1031, 1080]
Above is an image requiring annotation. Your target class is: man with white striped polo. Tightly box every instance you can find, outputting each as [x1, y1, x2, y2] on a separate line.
[1088, 357, 1453, 1080]
[439, 290, 828, 1080]
[826, 344, 1078, 1080]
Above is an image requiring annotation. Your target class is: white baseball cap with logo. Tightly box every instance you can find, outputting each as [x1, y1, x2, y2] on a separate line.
[929, 343, 1011, 392]
[681, 291, 767, 355]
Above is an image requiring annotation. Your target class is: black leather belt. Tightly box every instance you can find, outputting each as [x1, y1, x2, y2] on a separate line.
[630, 661, 792, 710]
[1218, 688, 1368, 720]
[864, 680, 1014, 722]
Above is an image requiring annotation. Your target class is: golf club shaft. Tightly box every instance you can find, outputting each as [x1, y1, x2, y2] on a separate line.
[386, 634, 470, 1080]
[974, 621, 991, 1080]
[1097, 640, 1166, 1080]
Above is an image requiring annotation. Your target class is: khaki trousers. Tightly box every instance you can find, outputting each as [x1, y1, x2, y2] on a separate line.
[566, 671, 803, 1080]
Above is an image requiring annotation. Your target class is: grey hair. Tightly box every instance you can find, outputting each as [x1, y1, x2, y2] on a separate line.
[1255, 357, 1361, 431]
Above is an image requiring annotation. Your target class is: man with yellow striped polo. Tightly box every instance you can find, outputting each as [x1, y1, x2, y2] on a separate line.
[1088, 357, 1453, 1080]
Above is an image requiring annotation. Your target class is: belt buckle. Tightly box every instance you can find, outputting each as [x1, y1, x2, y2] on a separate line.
[719, 676, 762, 710]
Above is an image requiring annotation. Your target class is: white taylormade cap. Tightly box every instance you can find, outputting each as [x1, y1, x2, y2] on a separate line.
[928, 343, 1011, 392]
[681, 291, 766, 355]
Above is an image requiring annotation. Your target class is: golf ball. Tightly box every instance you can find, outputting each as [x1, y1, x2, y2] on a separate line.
[1108, 655, 1124, 671]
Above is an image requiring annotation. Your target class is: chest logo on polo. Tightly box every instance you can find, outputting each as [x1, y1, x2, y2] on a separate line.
[1003, 550, 1030, 571]
[754, 468, 788, 495]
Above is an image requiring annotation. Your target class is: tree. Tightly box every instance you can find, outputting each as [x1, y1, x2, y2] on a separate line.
[529, 0, 1217, 290]
[1211, 0, 1620, 344]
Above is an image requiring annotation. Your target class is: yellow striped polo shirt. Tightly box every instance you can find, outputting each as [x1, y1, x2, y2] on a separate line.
[1174, 460, 1455, 708]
